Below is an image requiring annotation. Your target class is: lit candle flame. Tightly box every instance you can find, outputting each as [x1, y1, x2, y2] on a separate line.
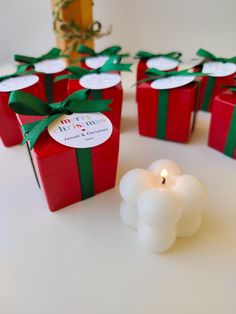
[161, 169, 168, 185]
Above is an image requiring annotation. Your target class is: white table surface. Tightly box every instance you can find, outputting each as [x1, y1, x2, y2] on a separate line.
[1, 66, 236, 314]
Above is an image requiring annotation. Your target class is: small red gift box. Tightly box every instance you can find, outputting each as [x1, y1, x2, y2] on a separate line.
[36, 70, 68, 102]
[137, 81, 199, 142]
[68, 79, 123, 130]
[17, 114, 120, 211]
[0, 75, 45, 147]
[198, 74, 235, 112]
[208, 90, 236, 159]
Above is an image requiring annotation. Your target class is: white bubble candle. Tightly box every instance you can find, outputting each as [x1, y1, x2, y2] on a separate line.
[119, 160, 207, 253]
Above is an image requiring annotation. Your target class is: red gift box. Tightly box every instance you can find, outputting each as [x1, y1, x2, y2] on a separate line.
[198, 74, 235, 112]
[17, 113, 120, 211]
[0, 76, 45, 147]
[137, 81, 199, 142]
[68, 79, 123, 130]
[36, 70, 68, 102]
[208, 90, 236, 159]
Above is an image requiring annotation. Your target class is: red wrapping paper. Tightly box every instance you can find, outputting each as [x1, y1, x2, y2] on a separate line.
[17, 114, 120, 211]
[137, 81, 199, 142]
[68, 79, 123, 130]
[0, 79, 45, 147]
[198, 74, 235, 111]
[208, 90, 236, 159]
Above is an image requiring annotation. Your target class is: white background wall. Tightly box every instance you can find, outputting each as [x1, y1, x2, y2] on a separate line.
[1, 0, 236, 65]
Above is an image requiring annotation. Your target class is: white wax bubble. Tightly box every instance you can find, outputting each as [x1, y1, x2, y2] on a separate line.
[119, 169, 154, 205]
[137, 222, 177, 253]
[177, 210, 202, 238]
[172, 174, 207, 212]
[120, 201, 138, 229]
[148, 159, 182, 176]
[137, 188, 184, 229]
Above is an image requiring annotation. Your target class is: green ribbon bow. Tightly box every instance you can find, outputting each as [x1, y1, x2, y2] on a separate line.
[8, 89, 112, 150]
[136, 68, 206, 85]
[14, 48, 68, 103]
[0, 67, 34, 83]
[135, 50, 182, 62]
[78, 45, 129, 61]
[197, 48, 236, 63]
[56, 56, 132, 81]
[14, 48, 66, 70]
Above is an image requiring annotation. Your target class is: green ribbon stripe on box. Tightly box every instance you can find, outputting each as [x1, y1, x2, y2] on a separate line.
[8, 89, 112, 200]
[75, 89, 103, 199]
[224, 107, 236, 158]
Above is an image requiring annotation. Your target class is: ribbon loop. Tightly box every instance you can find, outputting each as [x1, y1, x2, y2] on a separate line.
[14, 47, 65, 69]
[197, 48, 236, 63]
[135, 50, 182, 61]
[78, 44, 124, 61]
[136, 68, 208, 85]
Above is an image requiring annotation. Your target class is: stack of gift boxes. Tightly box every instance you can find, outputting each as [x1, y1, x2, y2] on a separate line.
[0, 46, 236, 212]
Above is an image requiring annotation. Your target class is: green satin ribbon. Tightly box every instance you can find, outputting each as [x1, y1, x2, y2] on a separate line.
[224, 107, 236, 158]
[14, 48, 68, 102]
[201, 76, 216, 111]
[8, 88, 112, 149]
[157, 90, 169, 139]
[14, 48, 66, 70]
[216, 86, 236, 157]
[56, 56, 132, 81]
[78, 45, 129, 61]
[136, 68, 207, 85]
[197, 49, 236, 63]
[135, 50, 182, 62]
[75, 88, 103, 199]
[76, 148, 94, 199]
[0, 67, 33, 82]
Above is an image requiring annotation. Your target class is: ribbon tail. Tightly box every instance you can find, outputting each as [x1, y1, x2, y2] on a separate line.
[23, 114, 62, 150]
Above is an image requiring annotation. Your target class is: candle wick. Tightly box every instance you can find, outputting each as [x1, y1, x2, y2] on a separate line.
[161, 177, 166, 185]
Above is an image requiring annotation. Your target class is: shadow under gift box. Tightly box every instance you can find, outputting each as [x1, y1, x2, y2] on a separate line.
[16, 114, 120, 211]
[0, 78, 45, 147]
[67, 79, 123, 130]
[208, 90, 236, 159]
[137, 81, 199, 143]
[36, 69, 68, 102]
[198, 73, 235, 112]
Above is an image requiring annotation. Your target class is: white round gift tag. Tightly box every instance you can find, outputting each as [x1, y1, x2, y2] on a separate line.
[147, 57, 179, 71]
[48, 113, 113, 149]
[79, 73, 121, 90]
[202, 61, 236, 77]
[151, 75, 196, 90]
[35, 59, 66, 74]
[85, 56, 110, 69]
[0, 74, 39, 92]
